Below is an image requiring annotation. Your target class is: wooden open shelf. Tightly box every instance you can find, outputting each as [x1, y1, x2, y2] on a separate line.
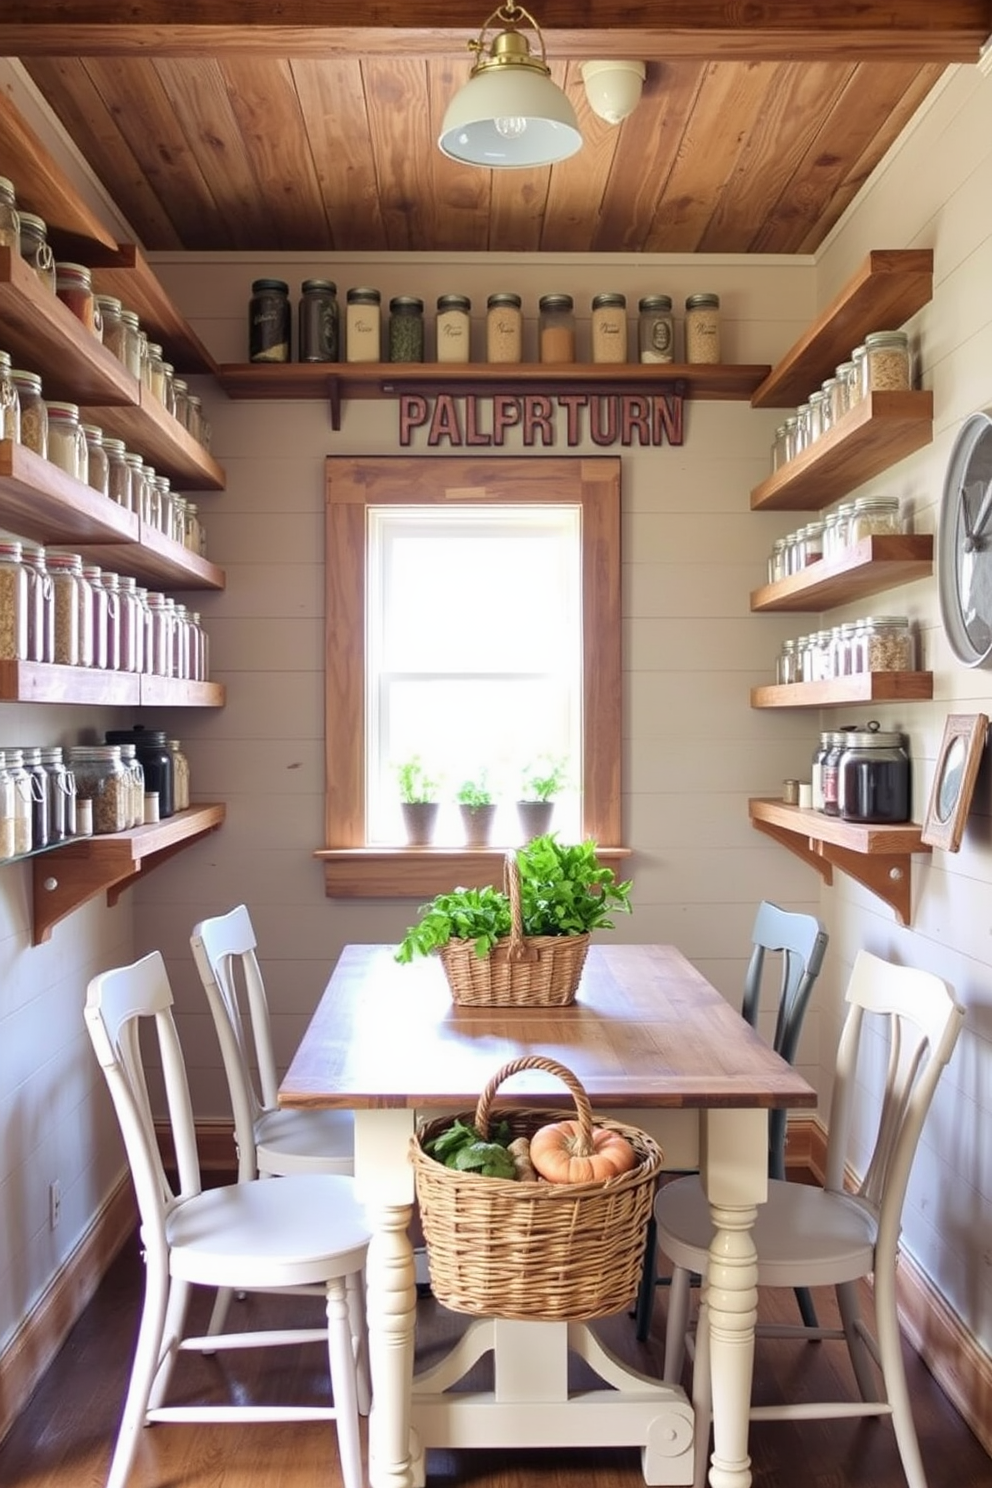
[750, 534, 934, 612]
[0, 91, 119, 255]
[31, 803, 225, 944]
[91, 243, 218, 376]
[751, 250, 934, 409]
[749, 796, 929, 925]
[0, 660, 225, 707]
[751, 671, 932, 709]
[93, 389, 225, 491]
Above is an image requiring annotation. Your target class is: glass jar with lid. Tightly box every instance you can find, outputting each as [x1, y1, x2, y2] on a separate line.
[122, 450, 145, 513]
[834, 500, 856, 549]
[47, 551, 82, 664]
[172, 377, 190, 431]
[856, 614, 914, 673]
[861, 330, 911, 397]
[104, 437, 128, 506]
[0, 350, 18, 443]
[11, 370, 47, 457]
[0, 539, 28, 661]
[18, 746, 50, 851]
[299, 278, 339, 362]
[0, 175, 19, 249]
[81, 423, 110, 496]
[820, 729, 855, 817]
[768, 537, 787, 584]
[68, 744, 130, 834]
[849, 494, 902, 543]
[159, 360, 176, 416]
[145, 592, 173, 676]
[684, 292, 721, 363]
[96, 296, 126, 361]
[435, 294, 471, 363]
[486, 293, 522, 363]
[591, 293, 628, 363]
[806, 390, 826, 443]
[55, 262, 100, 338]
[345, 287, 381, 363]
[388, 296, 425, 363]
[166, 739, 191, 811]
[638, 295, 674, 364]
[538, 294, 575, 363]
[21, 542, 53, 663]
[107, 727, 174, 819]
[797, 520, 824, 566]
[6, 748, 33, 854]
[144, 342, 167, 402]
[118, 574, 140, 672]
[115, 741, 144, 828]
[821, 509, 841, 560]
[849, 345, 867, 405]
[776, 637, 798, 686]
[18, 212, 56, 294]
[249, 278, 291, 363]
[794, 403, 811, 456]
[831, 365, 854, 424]
[819, 378, 838, 436]
[119, 309, 143, 379]
[771, 425, 789, 472]
[838, 722, 910, 824]
[82, 563, 108, 669]
[97, 569, 121, 670]
[46, 401, 88, 483]
[40, 745, 75, 841]
[0, 752, 15, 862]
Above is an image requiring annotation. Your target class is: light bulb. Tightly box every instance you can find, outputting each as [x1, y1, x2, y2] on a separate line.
[494, 116, 528, 139]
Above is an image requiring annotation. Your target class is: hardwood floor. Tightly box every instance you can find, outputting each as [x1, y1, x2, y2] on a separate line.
[1, 1232, 988, 1488]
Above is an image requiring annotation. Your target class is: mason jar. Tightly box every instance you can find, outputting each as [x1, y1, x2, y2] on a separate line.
[144, 342, 167, 402]
[119, 309, 143, 379]
[638, 295, 674, 363]
[81, 423, 110, 496]
[590, 293, 628, 363]
[0, 751, 16, 861]
[838, 724, 910, 824]
[21, 542, 53, 663]
[849, 494, 902, 543]
[345, 287, 381, 363]
[538, 294, 575, 363]
[82, 563, 108, 669]
[776, 637, 797, 685]
[115, 741, 144, 828]
[67, 744, 129, 834]
[0, 539, 29, 661]
[820, 730, 852, 818]
[122, 450, 145, 513]
[435, 294, 472, 363]
[47, 552, 82, 664]
[104, 437, 129, 506]
[6, 748, 33, 854]
[98, 568, 121, 670]
[299, 278, 339, 362]
[388, 296, 425, 362]
[96, 296, 126, 361]
[145, 591, 173, 675]
[486, 293, 523, 363]
[166, 739, 191, 811]
[55, 262, 100, 338]
[40, 745, 74, 841]
[861, 330, 912, 397]
[684, 292, 721, 363]
[118, 574, 140, 672]
[249, 278, 291, 362]
[0, 349, 19, 443]
[46, 401, 88, 482]
[18, 212, 56, 294]
[11, 370, 47, 457]
[19, 746, 50, 850]
[856, 614, 914, 673]
[0, 175, 19, 249]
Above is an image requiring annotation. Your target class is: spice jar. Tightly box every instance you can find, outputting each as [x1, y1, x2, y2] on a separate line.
[0, 175, 19, 249]
[82, 423, 110, 496]
[435, 294, 471, 363]
[11, 370, 47, 457]
[249, 278, 291, 362]
[638, 295, 674, 364]
[838, 722, 910, 824]
[345, 287, 381, 362]
[45, 401, 88, 483]
[861, 330, 911, 397]
[591, 293, 628, 363]
[0, 350, 18, 443]
[776, 637, 797, 686]
[684, 293, 721, 363]
[388, 296, 425, 363]
[55, 262, 100, 337]
[18, 212, 56, 294]
[0, 540, 28, 661]
[486, 293, 523, 363]
[855, 614, 914, 673]
[68, 745, 129, 834]
[539, 294, 575, 363]
[298, 278, 339, 362]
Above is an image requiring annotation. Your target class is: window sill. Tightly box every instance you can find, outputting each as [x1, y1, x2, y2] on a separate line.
[316, 845, 633, 899]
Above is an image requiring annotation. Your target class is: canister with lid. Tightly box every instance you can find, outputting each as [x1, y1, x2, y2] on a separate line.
[21, 543, 53, 663]
[6, 748, 33, 854]
[11, 370, 47, 457]
[18, 213, 56, 294]
[82, 423, 110, 496]
[638, 295, 674, 363]
[861, 330, 911, 397]
[0, 175, 19, 249]
[69, 744, 130, 834]
[107, 727, 174, 819]
[299, 279, 339, 362]
[538, 294, 575, 363]
[838, 722, 910, 824]
[849, 494, 901, 543]
[435, 295, 471, 363]
[591, 293, 628, 363]
[388, 296, 425, 362]
[0, 540, 28, 661]
[0, 350, 18, 444]
[119, 309, 143, 379]
[40, 746, 74, 841]
[345, 287, 381, 362]
[96, 296, 126, 362]
[855, 614, 914, 673]
[46, 401, 88, 482]
[55, 262, 100, 337]
[684, 293, 721, 363]
[486, 293, 523, 363]
[249, 278, 291, 362]
[104, 437, 128, 506]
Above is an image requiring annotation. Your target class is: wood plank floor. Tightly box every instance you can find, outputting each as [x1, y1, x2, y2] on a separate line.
[1, 1232, 988, 1488]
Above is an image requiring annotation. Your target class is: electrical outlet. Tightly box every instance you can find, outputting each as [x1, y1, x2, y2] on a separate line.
[49, 1179, 61, 1230]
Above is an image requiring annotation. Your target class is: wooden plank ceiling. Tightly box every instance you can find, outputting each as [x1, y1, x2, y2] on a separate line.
[1, 2, 989, 255]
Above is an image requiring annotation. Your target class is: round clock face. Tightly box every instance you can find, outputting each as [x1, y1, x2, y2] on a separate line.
[938, 410, 992, 668]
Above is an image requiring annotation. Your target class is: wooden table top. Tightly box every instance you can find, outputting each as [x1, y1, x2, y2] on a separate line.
[279, 943, 818, 1115]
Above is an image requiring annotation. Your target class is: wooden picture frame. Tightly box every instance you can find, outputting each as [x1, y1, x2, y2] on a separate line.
[922, 713, 989, 853]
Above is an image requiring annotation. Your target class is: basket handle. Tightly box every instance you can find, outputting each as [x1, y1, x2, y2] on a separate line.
[474, 1055, 594, 1153]
[502, 850, 538, 963]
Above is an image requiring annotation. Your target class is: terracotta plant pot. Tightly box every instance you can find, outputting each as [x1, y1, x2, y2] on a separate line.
[516, 800, 554, 840]
[459, 802, 497, 848]
[400, 800, 439, 846]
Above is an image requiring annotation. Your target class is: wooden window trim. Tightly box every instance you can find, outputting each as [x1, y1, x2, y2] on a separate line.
[318, 455, 628, 898]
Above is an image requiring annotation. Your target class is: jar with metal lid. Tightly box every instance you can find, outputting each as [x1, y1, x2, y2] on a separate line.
[388, 296, 425, 363]
[831, 365, 854, 424]
[820, 729, 856, 817]
[122, 449, 145, 514]
[776, 637, 798, 686]
[106, 727, 174, 819]
[345, 287, 381, 363]
[794, 403, 812, 455]
[486, 293, 522, 363]
[144, 342, 166, 402]
[118, 574, 140, 672]
[166, 739, 191, 811]
[249, 278, 291, 363]
[186, 393, 203, 444]
[591, 293, 628, 363]
[114, 741, 144, 828]
[838, 722, 910, 824]
[187, 609, 206, 680]
[828, 620, 858, 678]
[68, 744, 129, 834]
[856, 614, 914, 673]
[771, 425, 789, 472]
[97, 569, 121, 670]
[82, 563, 108, 669]
[119, 309, 143, 379]
[807, 389, 826, 443]
[172, 377, 190, 430]
[781, 415, 799, 463]
[811, 731, 835, 812]
[821, 509, 841, 560]
[159, 360, 176, 415]
[849, 494, 902, 543]
[171, 601, 190, 679]
[96, 295, 126, 361]
[0, 751, 14, 861]
[849, 345, 867, 405]
[11, 370, 47, 457]
[40, 746, 75, 840]
[0, 175, 19, 249]
[144, 592, 173, 676]
[819, 378, 838, 436]
[834, 500, 856, 549]
[0, 350, 18, 443]
[103, 437, 128, 506]
[782, 531, 800, 576]
[46, 552, 81, 664]
[684, 292, 721, 363]
[46, 401, 88, 483]
[299, 278, 339, 362]
[768, 537, 787, 584]
[638, 295, 674, 364]
[861, 330, 911, 397]
[21, 543, 53, 663]
[152, 474, 171, 537]
[18, 212, 56, 294]
[18, 746, 50, 850]
[6, 748, 33, 854]
[435, 294, 471, 363]
[55, 262, 100, 338]
[81, 423, 110, 496]
[0, 539, 28, 661]
[539, 294, 575, 363]
[797, 520, 824, 566]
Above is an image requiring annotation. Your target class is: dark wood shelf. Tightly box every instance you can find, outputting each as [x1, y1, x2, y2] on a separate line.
[91, 243, 218, 376]
[0, 92, 119, 255]
[750, 671, 933, 709]
[93, 390, 225, 491]
[31, 803, 225, 944]
[750, 391, 933, 512]
[750, 534, 934, 612]
[0, 660, 224, 707]
[751, 250, 934, 409]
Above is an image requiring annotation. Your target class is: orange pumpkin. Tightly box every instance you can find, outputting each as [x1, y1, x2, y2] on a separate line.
[529, 1120, 637, 1184]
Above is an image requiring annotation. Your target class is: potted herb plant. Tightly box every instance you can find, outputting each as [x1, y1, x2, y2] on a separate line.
[517, 757, 569, 840]
[456, 774, 497, 848]
[397, 756, 440, 846]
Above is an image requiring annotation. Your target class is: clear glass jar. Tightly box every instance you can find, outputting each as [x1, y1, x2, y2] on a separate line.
[838, 723, 910, 824]
[820, 730, 853, 818]
[834, 501, 856, 549]
[861, 330, 911, 397]
[638, 295, 674, 364]
[782, 531, 800, 576]
[345, 287, 381, 363]
[119, 309, 143, 379]
[82, 563, 108, 669]
[771, 424, 789, 472]
[115, 741, 144, 828]
[55, 262, 100, 338]
[539, 294, 575, 364]
[18, 212, 56, 294]
[591, 293, 628, 363]
[172, 377, 190, 431]
[821, 509, 841, 560]
[122, 450, 145, 514]
[153, 475, 171, 536]
[249, 278, 291, 363]
[145, 342, 167, 402]
[435, 294, 471, 363]
[781, 415, 798, 463]
[807, 389, 826, 443]
[776, 637, 797, 685]
[794, 403, 811, 456]
[388, 296, 425, 363]
[11, 370, 47, 457]
[187, 501, 206, 555]
[856, 614, 914, 673]
[0, 751, 16, 861]
[819, 378, 838, 436]
[67, 744, 129, 834]
[486, 293, 523, 363]
[46, 401, 88, 482]
[135, 587, 151, 673]
[171, 602, 190, 679]
[21, 542, 53, 663]
[768, 537, 787, 584]
[0, 539, 28, 661]
[299, 278, 339, 363]
[141, 463, 159, 526]
[160, 360, 176, 416]
[0, 349, 18, 443]
[849, 494, 902, 543]
[832, 364, 854, 424]
[187, 610, 207, 680]
[6, 748, 33, 854]
[186, 394, 203, 444]
[684, 292, 721, 363]
[47, 551, 81, 664]
[107, 727, 174, 819]
[96, 296, 126, 361]
[118, 574, 140, 672]
[145, 591, 173, 675]
[97, 568, 121, 670]
[104, 437, 129, 506]
[81, 423, 110, 496]
[849, 345, 867, 405]
[19, 746, 50, 850]
[797, 520, 824, 566]
[166, 739, 191, 811]
[0, 175, 19, 249]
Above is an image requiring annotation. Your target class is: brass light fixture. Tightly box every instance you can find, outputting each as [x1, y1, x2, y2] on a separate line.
[438, 4, 582, 169]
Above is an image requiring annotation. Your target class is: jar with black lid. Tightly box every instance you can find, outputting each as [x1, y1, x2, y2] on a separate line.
[299, 279, 339, 362]
[388, 296, 425, 363]
[838, 722, 910, 824]
[106, 726, 175, 819]
[249, 278, 291, 363]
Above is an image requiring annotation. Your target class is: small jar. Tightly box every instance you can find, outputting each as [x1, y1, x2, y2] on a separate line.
[538, 294, 575, 363]
[849, 345, 867, 405]
[486, 293, 523, 363]
[849, 494, 902, 543]
[797, 520, 824, 566]
[21, 543, 54, 663]
[160, 360, 176, 415]
[18, 212, 56, 294]
[590, 293, 628, 363]
[144, 592, 173, 676]
[97, 569, 121, 670]
[794, 403, 811, 455]
[684, 293, 721, 363]
[81, 423, 110, 496]
[834, 362, 856, 420]
[435, 294, 471, 363]
[811, 732, 833, 812]
[819, 378, 838, 436]
[834, 501, 856, 549]
[861, 330, 911, 397]
[122, 450, 145, 514]
[249, 278, 291, 363]
[172, 377, 190, 430]
[0, 175, 19, 249]
[166, 739, 191, 811]
[768, 537, 787, 584]
[298, 279, 339, 363]
[118, 574, 140, 672]
[807, 390, 826, 443]
[47, 552, 82, 665]
[114, 741, 143, 828]
[55, 262, 99, 337]
[388, 296, 425, 363]
[856, 614, 914, 673]
[776, 637, 797, 686]
[638, 295, 674, 364]
[11, 370, 47, 457]
[82, 563, 108, 670]
[0, 350, 19, 443]
[345, 287, 381, 363]
[0, 539, 29, 661]
[186, 394, 203, 444]
[96, 296, 126, 362]
[119, 309, 143, 379]
[45, 401, 88, 482]
[771, 425, 790, 472]
[781, 416, 799, 463]
[838, 723, 910, 824]
[820, 730, 853, 817]
[67, 745, 129, 834]
[104, 437, 129, 507]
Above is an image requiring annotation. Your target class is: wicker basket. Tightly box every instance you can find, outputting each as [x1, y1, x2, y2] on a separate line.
[410, 1055, 664, 1321]
[438, 852, 590, 1007]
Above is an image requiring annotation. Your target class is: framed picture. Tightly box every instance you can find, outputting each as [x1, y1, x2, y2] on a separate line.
[922, 713, 989, 852]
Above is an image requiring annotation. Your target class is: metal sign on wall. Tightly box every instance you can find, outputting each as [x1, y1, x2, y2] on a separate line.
[397, 386, 685, 448]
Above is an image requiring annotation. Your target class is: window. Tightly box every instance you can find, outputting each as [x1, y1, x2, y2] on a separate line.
[321, 456, 624, 897]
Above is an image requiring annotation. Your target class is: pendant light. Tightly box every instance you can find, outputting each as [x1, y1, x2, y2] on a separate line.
[438, 4, 582, 169]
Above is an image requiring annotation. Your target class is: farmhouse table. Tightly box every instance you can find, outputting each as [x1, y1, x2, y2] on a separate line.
[279, 942, 817, 1488]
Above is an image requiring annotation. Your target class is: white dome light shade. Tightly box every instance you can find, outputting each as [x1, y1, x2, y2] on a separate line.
[580, 60, 646, 125]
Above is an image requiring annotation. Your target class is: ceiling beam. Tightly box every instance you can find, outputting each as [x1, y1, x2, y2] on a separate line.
[0, 2, 989, 62]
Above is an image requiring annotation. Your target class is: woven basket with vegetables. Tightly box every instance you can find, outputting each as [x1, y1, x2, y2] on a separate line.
[410, 1056, 663, 1321]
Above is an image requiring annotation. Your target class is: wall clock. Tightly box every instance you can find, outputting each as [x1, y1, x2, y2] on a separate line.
[938, 409, 992, 667]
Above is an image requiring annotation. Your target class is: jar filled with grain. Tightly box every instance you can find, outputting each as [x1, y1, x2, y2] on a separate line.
[82, 423, 110, 496]
[21, 543, 53, 663]
[47, 552, 81, 665]
[144, 342, 167, 403]
[11, 370, 47, 457]
[0, 176, 19, 249]
[435, 294, 471, 363]
[0, 540, 28, 661]
[249, 278, 291, 363]
[18, 213, 55, 294]
[299, 279, 339, 362]
[345, 287, 381, 362]
[638, 295, 674, 363]
[539, 294, 575, 363]
[486, 293, 523, 363]
[55, 262, 100, 338]
[6, 749, 33, 854]
[849, 494, 902, 543]
[0, 350, 18, 443]
[388, 296, 425, 362]
[861, 330, 912, 397]
[855, 615, 914, 673]
[172, 378, 190, 430]
[46, 401, 88, 483]
[849, 345, 867, 405]
[107, 727, 174, 819]
[68, 745, 129, 834]
[591, 293, 628, 363]
[684, 293, 721, 363]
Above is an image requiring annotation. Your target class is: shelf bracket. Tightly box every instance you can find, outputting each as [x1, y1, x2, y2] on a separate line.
[751, 815, 913, 924]
[751, 816, 834, 886]
[326, 375, 341, 431]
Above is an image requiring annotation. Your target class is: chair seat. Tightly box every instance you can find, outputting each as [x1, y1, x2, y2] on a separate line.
[166, 1172, 370, 1290]
[255, 1106, 355, 1174]
[655, 1175, 879, 1287]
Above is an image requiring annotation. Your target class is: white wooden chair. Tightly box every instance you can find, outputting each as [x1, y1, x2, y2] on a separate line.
[84, 950, 371, 1488]
[655, 948, 965, 1488]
